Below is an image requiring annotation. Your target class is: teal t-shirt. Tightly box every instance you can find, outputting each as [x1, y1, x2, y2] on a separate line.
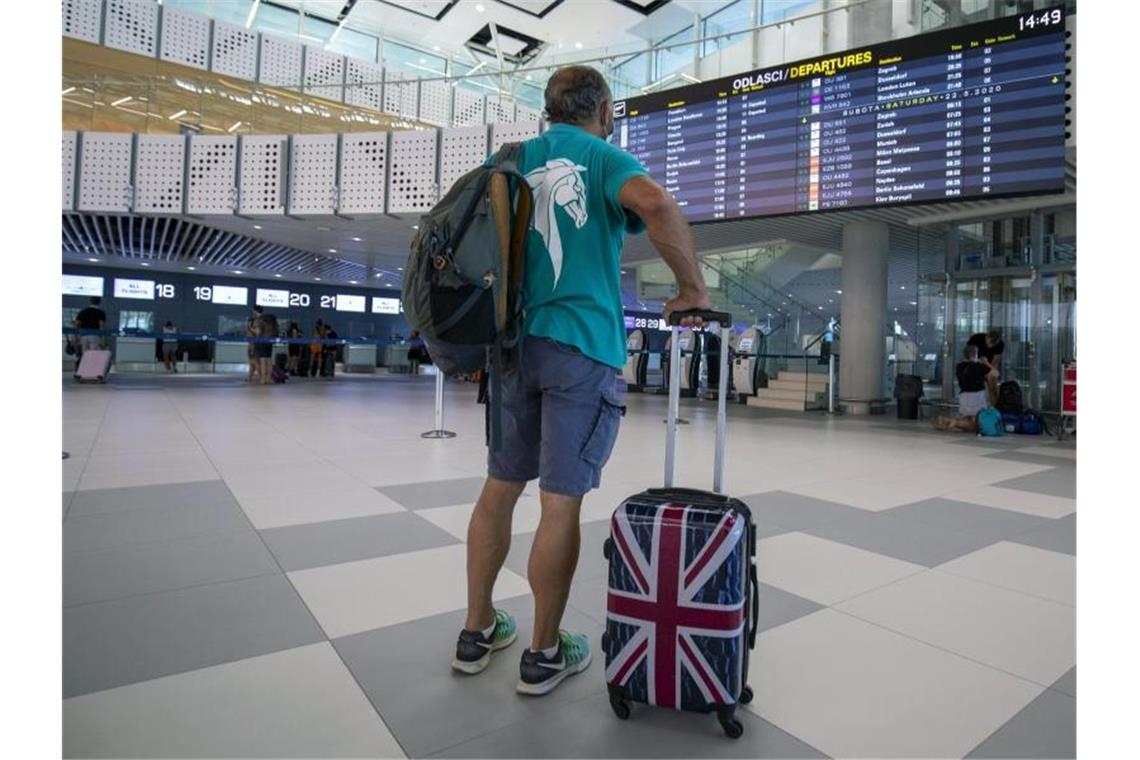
[492, 123, 648, 369]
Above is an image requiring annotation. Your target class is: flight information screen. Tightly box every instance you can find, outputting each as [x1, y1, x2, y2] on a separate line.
[612, 7, 1068, 222]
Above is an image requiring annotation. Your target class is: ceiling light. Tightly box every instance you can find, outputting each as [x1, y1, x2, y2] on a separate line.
[253, 224, 262, 230]
[375, 273, 382, 278]
[349, 280, 358, 284]
[909, 301, 918, 306]
[328, 248, 337, 253]
[62, 86, 76, 96]
[475, 3, 485, 11]
[274, 273, 282, 278]
[141, 262, 150, 267]
[316, 225, 331, 231]
[575, 42, 583, 50]
[433, 45, 440, 51]
[351, 236, 362, 242]
[227, 121, 243, 133]
[314, 277, 322, 281]
[87, 257, 99, 263]
[900, 285, 906, 290]
[232, 270, 244, 275]
[412, 224, 419, 230]
[835, 289, 842, 294]
[187, 266, 196, 270]
[168, 109, 187, 120]
[111, 96, 132, 106]
[397, 267, 403, 271]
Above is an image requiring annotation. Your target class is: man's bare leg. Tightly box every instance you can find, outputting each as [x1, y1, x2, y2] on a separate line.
[528, 490, 582, 651]
[464, 477, 526, 632]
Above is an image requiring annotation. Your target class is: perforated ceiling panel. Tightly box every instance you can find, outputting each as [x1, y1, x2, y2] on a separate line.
[158, 6, 211, 70]
[491, 120, 541, 151]
[337, 132, 388, 215]
[62, 131, 78, 211]
[62, 0, 103, 44]
[439, 126, 488, 198]
[383, 72, 419, 120]
[133, 134, 185, 214]
[104, 0, 159, 57]
[288, 133, 339, 216]
[211, 19, 258, 81]
[418, 79, 452, 126]
[344, 58, 384, 112]
[77, 132, 133, 213]
[185, 135, 237, 215]
[485, 97, 516, 125]
[303, 46, 345, 102]
[516, 105, 543, 123]
[259, 34, 303, 89]
[453, 88, 485, 128]
[387, 130, 438, 214]
[238, 135, 287, 215]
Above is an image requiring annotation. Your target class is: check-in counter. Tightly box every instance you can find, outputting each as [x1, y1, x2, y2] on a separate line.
[384, 344, 412, 373]
[113, 335, 157, 371]
[344, 343, 377, 373]
[214, 340, 251, 372]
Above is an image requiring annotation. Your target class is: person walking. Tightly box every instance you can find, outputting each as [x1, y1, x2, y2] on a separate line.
[75, 296, 106, 354]
[308, 321, 325, 378]
[161, 320, 178, 373]
[451, 65, 711, 696]
[286, 321, 302, 376]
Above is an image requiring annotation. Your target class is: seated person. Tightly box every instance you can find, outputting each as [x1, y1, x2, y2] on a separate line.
[933, 345, 998, 432]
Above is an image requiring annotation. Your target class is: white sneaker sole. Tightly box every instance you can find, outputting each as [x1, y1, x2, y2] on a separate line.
[451, 630, 517, 674]
[516, 649, 592, 696]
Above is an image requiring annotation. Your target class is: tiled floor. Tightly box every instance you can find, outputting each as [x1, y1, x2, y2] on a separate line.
[62, 374, 1076, 758]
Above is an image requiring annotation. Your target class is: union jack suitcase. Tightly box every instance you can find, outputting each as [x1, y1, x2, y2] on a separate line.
[602, 311, 759, 739]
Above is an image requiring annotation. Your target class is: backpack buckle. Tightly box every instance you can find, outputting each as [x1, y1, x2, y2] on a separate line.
[432, 255, 449, 271]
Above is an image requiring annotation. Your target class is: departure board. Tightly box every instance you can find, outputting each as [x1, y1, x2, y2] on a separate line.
[612, 7, 1069, 222]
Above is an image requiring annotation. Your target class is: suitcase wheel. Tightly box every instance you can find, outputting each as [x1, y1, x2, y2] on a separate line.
[602, 538, 613, 561]
[608, 696, 630, 721]
[719, 717, 744, 739]
[739, 685, 753, 705]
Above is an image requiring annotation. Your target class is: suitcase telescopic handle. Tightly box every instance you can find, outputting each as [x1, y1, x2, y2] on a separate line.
[664, 311, 731, 493]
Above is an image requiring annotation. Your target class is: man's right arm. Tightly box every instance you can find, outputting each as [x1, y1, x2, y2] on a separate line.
[618, 175, 710, 322]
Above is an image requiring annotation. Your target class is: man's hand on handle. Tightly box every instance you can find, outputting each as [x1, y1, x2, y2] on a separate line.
[664, 289, 713, 329]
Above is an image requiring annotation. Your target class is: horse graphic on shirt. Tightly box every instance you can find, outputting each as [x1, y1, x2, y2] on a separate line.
[524, 159, 588, 289]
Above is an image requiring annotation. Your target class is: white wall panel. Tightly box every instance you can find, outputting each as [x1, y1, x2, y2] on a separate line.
[453, 88, 485, 127]
[238, 135, 287, 215]
[259, 34, 303, 89]
[491, 120, 540, 152]
[133, 134, 185, 214]
[383, 71, 419, 120]
[185, 135, 237, 215]
[158, 6, 211, 70]
[211, 19, 258, 81]
[288, 133, 339, 215]
[104, 0, 159, 57]
[438, 126, 488, 198]
[516, 105, 543, 123]
[386, 129, 438, 214]
[62, 0, 103, 44]
[303, 46, 345, 102]
[337, 132, 388, 215]
[344, 58, 385, 112]
[77, 132, 133, 213]
[485, 97, 515, 124]
[62, 131, 78, 211]
[418, 79, 452, 126]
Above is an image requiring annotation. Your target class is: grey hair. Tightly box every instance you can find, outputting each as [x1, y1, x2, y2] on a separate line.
[543, 65, 612, 125]
[964, 344, 979, 360]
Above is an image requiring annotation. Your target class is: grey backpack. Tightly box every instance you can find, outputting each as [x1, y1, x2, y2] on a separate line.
[402, 143, 534, 445]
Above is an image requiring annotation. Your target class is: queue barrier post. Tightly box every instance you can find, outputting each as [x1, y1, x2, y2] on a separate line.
[421, 369, 457, 439]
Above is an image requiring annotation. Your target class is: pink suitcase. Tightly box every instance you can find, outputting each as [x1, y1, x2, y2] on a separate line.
[75, 350, 112, 383]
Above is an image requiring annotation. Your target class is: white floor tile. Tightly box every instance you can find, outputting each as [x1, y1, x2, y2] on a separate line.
[757, 532, 925, 605]
[836, 570, 1075, 686]
[63, 642, 404, 758]
[944, 484, 1076, 519]
[288, 543, 531, 638]
[937, 541, 1076, 607]
[76, 467, 220, 492]
[782, 478, 942, 512]
[416, 493, 544, 541]
[1016, 445, 1076, 461]
[237, 485, 407, 530]
[746, 609, 1042, 758]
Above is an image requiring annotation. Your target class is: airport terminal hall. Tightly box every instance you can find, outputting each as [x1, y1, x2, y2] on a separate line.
[44, 0, 1106, 757]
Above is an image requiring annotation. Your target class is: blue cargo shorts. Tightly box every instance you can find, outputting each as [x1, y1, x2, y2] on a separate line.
[488, 336, 626, 497]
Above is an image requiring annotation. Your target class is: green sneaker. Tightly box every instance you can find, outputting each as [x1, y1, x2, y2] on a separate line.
[451, 609, 518, 674]
[516, 630, 592, 696]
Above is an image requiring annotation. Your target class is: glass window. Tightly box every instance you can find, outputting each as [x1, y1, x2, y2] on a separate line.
[328, 26, 379, 63]
[612, 52, 649, 96]
[253, 2, 300, 38]
[218, 315, 248, 337]
[383, 40, 447, 78]
[119, 311, 154, 333]
[762, 0, 816, 24]
[654, 25, 695, 81]
[300, 13, 336, 46]
[703, 0, 753, 56]
[63, 307, 81, 326]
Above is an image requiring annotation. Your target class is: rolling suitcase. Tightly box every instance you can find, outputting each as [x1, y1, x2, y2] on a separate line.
[74, 349, 112, 383]
[602, 310, 759, 739]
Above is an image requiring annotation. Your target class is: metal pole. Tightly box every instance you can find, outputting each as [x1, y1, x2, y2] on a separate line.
[664, 326, 681, 489]
[713, 324, 729, 494]
[828, 352, 836, 414]
[421, 370, 456, 439]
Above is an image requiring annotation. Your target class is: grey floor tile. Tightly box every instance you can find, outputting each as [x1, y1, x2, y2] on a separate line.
[377, 476, 487, 510]
[260, 511, 461, 571]
[67, 480, 238, 518]
[740, 490, 869, 531]
[333, 595, 602, 758]
[1051, 666, 1076, 697]
[504, 519, 614, 583]
[805, 509, 1000, 567]
[64, 531, 280, 607]
[966, 688, 1075, 759]
[983, 451, 1078, 469]
[428, 693, 826, 758]
[945, 437, 1026, 450]
[1010, 514, 1077, 556]
[63, 499, 251, 554]
[887, 498, 1057, 542]
[755, 583, 825, 633]
[993, 467, 1076, 499]
[64, 574, 325, 698]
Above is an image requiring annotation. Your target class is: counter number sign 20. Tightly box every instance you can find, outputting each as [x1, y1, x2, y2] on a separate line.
[1018, 8, 1062, 30]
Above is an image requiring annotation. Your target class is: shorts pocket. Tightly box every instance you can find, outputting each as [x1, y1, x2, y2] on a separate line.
[580, 387, 626, 468]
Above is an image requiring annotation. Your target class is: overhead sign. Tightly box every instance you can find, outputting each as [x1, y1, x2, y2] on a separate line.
[256, 288, 290, 308]
[371, 297, 401, 314]
[212, 285, 249, 306]
[336, 294, 366, 313]
[113, 278, 155, 300]
[62, 274, 104, 297]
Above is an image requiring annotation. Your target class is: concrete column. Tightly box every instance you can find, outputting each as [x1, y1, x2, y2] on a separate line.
[839, 221, 889, 414]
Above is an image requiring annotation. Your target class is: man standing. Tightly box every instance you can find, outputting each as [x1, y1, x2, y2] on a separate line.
[966, 329, 1004, 402]
[452, 65, 711, 696]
